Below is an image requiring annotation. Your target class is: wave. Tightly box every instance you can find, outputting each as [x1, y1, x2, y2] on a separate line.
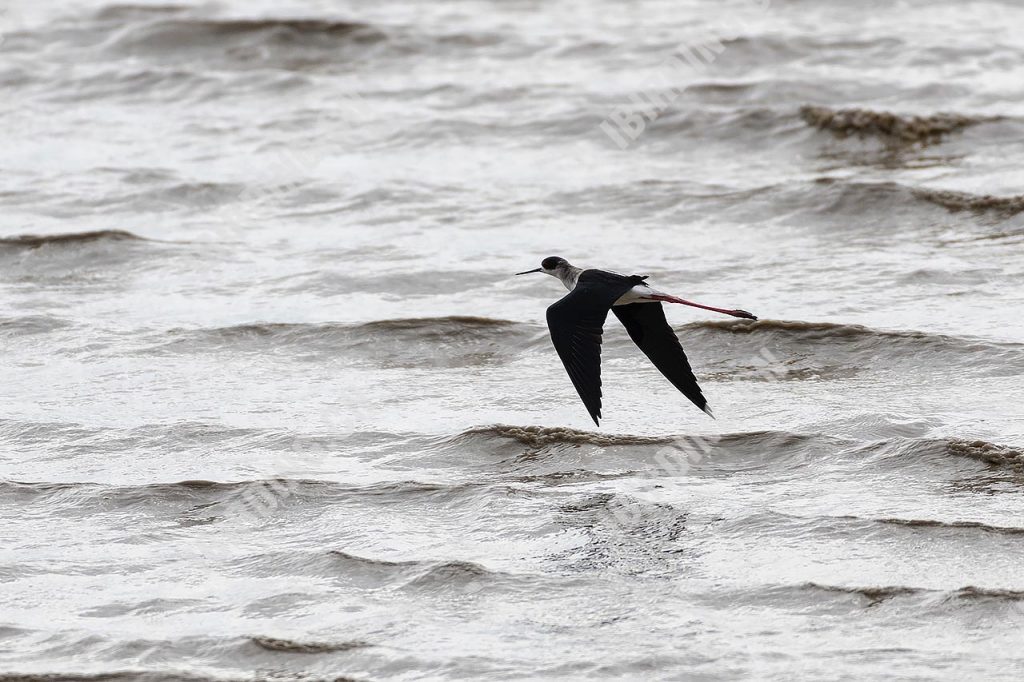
[682, 318, 963, 341]
[914, 187, 1024, 217]
[949, 586, 1024, 601]
[852, 435, 1024, 474]
[250, 635, 371, 654]
[648, 106, 800, 142]
[722, 509, 1024, 547]
[327, 550, 424, 570]
[454, 426, 844, 474]
[0, 673, 230, 682]
[716, 581, 1024, 611]
[2, 476, 427, 500]
[235, 549, 507, 590]
[456, 427, 1024, 476]
[544, 175, 1023, 230]
[449, 427, 852, 484]
[942, 229, 1024, 245]
[12, 423, 1017, 493]
[718, 34, 906, 65]
[802, 582, 1024, 604]
[94, 4, 193, 21]
[0, 427, 823, 515]
[457, 425, 675, 448]
[664, 319, 1024, 380]
[6, 425, 1020, 517]
[0, 230, 163, 283]
[870, 517, 1024, 535]
[610, 103, 1011, 158]
[95, 12, 505, 65]
[403, 560, 495, 589]
[799, 105, 993, 143]
[0, 230, 146, 250]
[0, 315, 73, 336]
[948, 439, 1024, 471]
[0, 671, 359, 682]
[803, 177, 1024, 223]
[0, 477, 324, 506]
[801, 582, 923, 603]
[359, 315, 521, 333]
[280, 268, 511, 299]
[229, 548, 520, 594]
[568, 175, 1024, 229]
[0, 419, 378, 469]
[119, 181, 246, 209]
[41, 68, 236, 104]
[0, 475, 526, 519]
[147, 314, 1024, 377]
[103, 17, 386, 53]
[148, 316, 541, 366]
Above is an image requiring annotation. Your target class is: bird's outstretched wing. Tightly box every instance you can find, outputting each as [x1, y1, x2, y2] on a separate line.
[612, 302, 711, 416]
[546, 270, 642, 426]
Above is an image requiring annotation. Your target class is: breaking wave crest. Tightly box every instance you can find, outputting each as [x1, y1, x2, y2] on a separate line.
[0, 230, 147, 250]
[947, 439, 1024, 471]
[680, 318, 994, 342]
[667, 319, 1024, 379]
[456, 424, 675, 447]
[249, 635, 371, 653]
[359, 316, 523, 334]
[799, 105, 992, 143]
[871, 517, 1024, 535]
[914, 188, 1024, 217]
[802, 582, 1024, 603]
[802, 582, 923, 602]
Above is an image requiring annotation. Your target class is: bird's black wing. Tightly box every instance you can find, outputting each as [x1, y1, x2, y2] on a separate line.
[546, 270, 642, 426]
[612, 302, 710, 416]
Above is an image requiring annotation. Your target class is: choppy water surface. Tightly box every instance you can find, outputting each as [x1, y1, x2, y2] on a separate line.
[3, 0, 1024, 679]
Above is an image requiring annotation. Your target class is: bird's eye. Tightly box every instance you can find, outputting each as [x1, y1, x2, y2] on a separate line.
[541, 256, 562, 269]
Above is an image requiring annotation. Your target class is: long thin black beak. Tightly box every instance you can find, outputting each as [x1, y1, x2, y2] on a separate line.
[515, 268, 542, 275]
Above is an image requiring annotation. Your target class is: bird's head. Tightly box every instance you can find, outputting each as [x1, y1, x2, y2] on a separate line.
[516, 256, 571, 278]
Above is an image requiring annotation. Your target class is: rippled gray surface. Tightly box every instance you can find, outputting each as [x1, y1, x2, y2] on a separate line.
[3, 0, 1024, 680]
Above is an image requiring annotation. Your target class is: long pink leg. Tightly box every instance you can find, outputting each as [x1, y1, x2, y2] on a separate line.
[648, 294, 757, 320]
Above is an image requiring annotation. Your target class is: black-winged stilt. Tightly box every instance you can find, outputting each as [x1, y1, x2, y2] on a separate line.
[517, 256, 757, 426]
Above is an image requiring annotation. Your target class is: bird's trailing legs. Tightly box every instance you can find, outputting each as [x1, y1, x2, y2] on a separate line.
[515, 255, 759, 423]
[645, 294, 757, 320]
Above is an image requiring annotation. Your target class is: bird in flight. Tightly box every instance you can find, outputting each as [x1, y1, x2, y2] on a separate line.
[517, 256, 757, 426]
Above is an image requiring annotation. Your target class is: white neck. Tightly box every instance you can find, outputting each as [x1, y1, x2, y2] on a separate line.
[557, 265, 582, 291]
